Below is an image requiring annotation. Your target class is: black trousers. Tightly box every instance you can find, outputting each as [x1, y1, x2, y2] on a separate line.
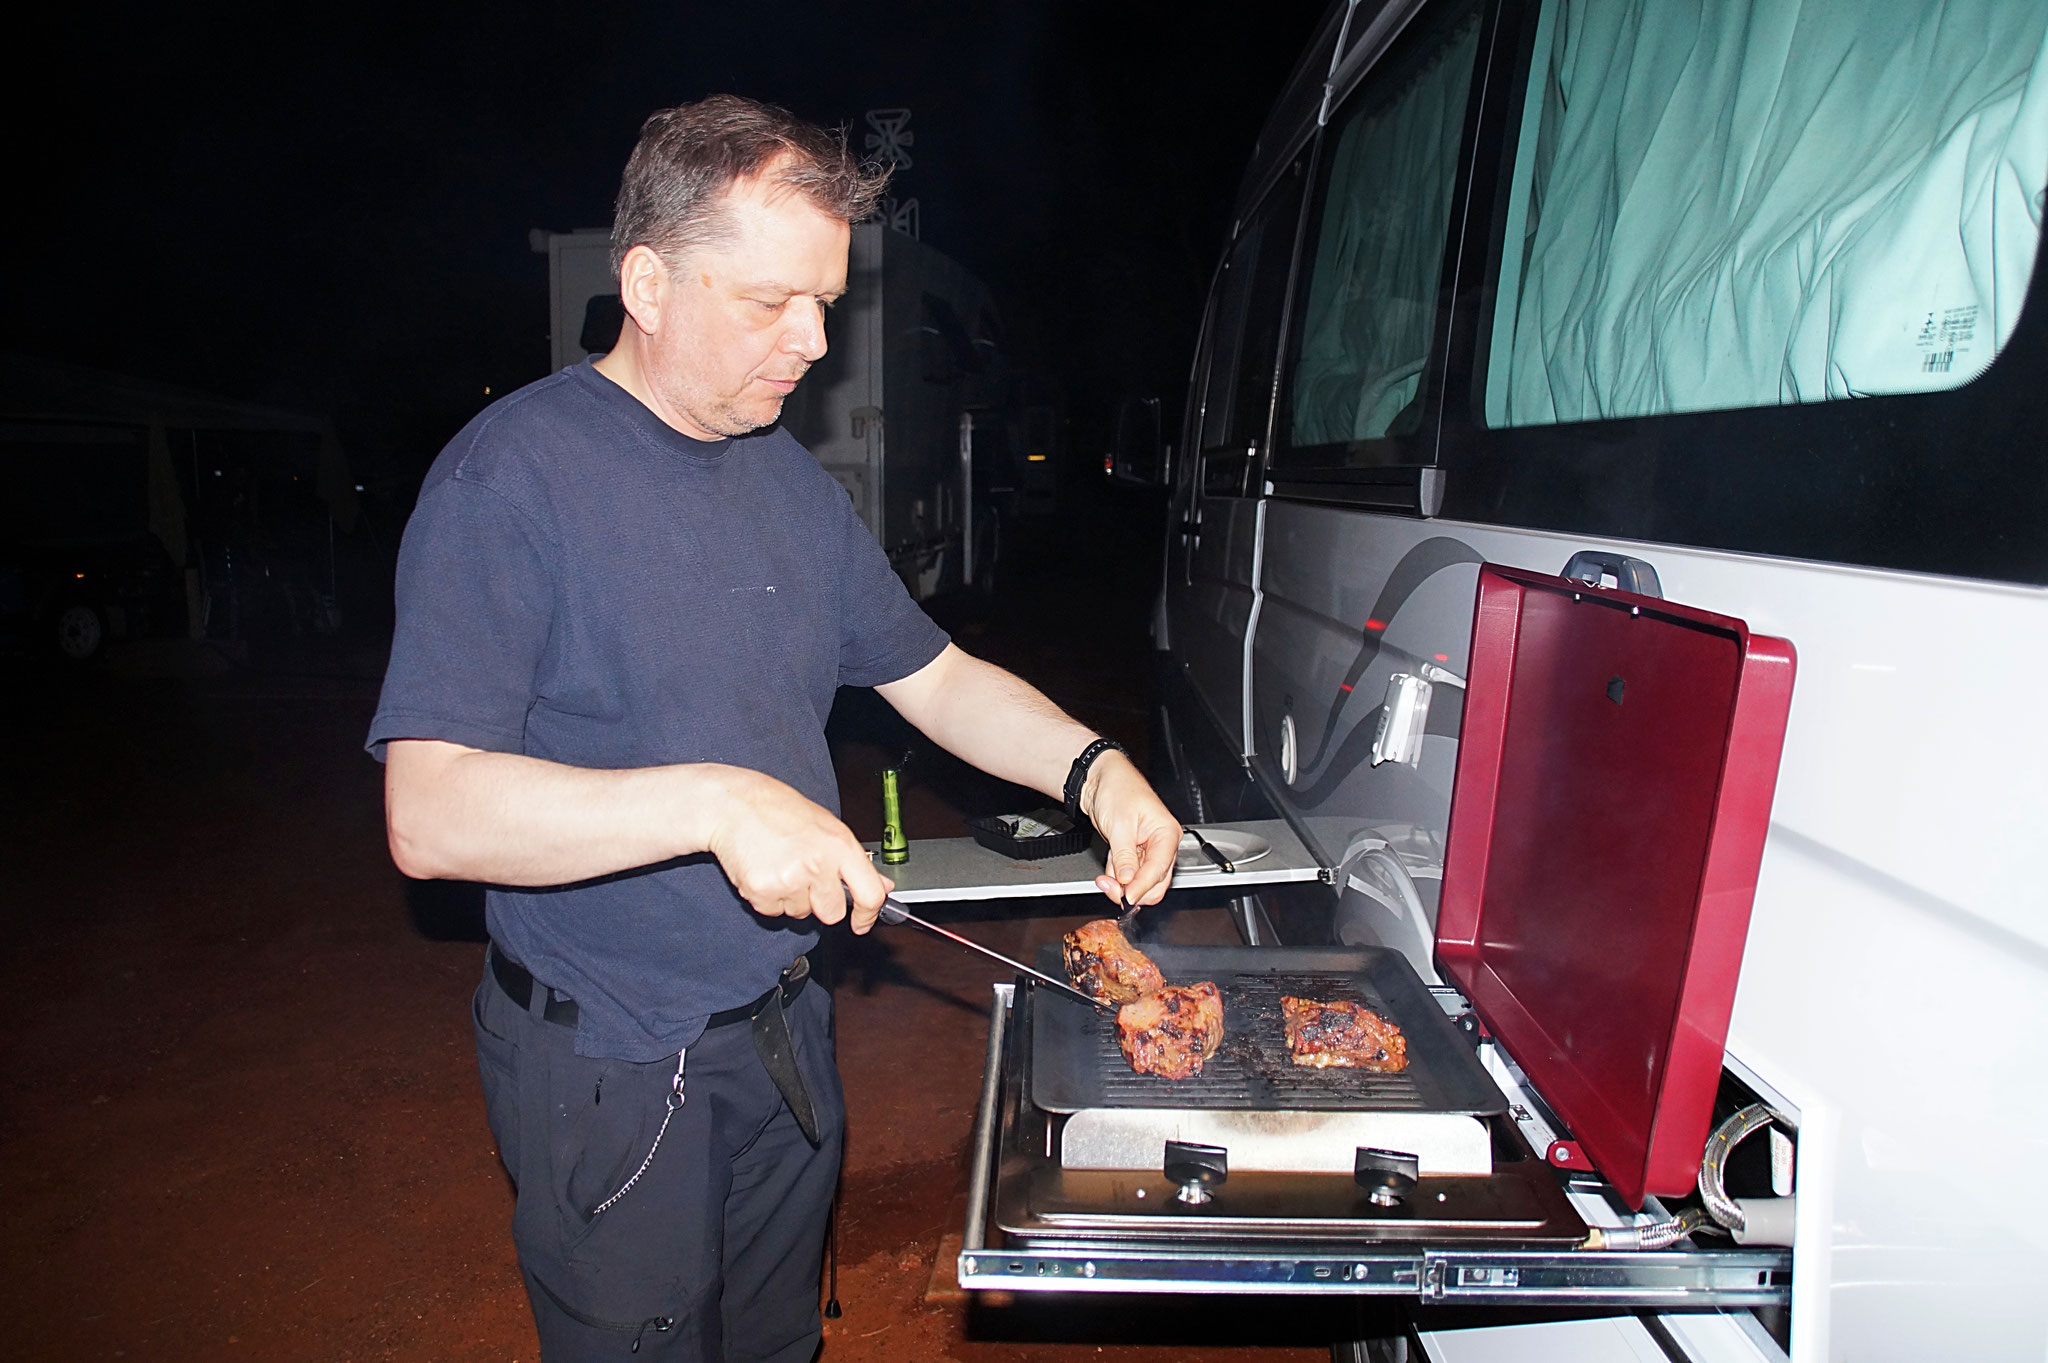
[472, 959, 844, 1362]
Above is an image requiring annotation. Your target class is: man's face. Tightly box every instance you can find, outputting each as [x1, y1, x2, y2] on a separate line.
[627, 170, 850, 441]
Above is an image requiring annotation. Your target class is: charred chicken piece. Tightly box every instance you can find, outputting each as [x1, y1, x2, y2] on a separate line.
[1280, 996, 1409, 1072]
[1117, 982, 1225, 1079]
[1062, 919, 1165, 1004]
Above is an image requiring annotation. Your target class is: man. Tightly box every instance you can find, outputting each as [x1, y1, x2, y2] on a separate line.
[368, 95, 1180, 1361]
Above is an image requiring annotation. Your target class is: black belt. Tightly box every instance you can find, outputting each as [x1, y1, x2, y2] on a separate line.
[488, 943, 810, 1032]
[488, 943, 822, 1146]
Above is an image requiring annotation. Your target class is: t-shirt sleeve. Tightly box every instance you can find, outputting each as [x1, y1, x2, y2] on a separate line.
[831, 488, 951, 688]
[365, 474, 555, 761]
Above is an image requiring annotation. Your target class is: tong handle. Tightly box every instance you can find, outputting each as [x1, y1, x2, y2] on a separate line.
[1189, 827, 1236, 873]
[876, 896, 1116, 1013]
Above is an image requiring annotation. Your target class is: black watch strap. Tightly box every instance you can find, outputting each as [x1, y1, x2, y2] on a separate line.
[1063, 738, 1126, 821]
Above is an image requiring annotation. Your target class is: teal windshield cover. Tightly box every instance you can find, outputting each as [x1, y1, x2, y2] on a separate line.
[1487, 0, 2048, 426]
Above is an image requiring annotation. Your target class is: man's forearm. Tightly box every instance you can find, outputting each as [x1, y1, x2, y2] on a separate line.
[385, 739, 723, 885]
[874, 646, 1096, 801]
[877, 644, 1182, 904]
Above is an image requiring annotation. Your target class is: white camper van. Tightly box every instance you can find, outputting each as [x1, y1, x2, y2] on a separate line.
[1077, 1, 2044, 1358]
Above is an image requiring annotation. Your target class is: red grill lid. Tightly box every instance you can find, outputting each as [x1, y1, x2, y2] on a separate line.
[1436, 566, 1795, 1209]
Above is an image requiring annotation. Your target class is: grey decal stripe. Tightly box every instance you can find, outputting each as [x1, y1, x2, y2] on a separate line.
[1293, 686, 1465, 810]
[1298, 535, 1484, 775]
[1292, 704, 1391, 808]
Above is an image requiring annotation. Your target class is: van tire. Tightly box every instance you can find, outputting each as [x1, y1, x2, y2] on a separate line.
[54, 601, 106, 663]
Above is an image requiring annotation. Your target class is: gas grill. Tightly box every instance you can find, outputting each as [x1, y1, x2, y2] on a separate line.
[958, 975, 1789, 1303]
[883, 565, 1801, 1308]
[993, 941, 1588, 1247]
[1031, 944, 1506, 1183]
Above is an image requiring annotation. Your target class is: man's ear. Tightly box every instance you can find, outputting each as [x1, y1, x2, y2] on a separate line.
[617, 244, 669, 336]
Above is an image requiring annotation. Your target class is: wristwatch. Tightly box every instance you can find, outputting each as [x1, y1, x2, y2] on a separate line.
[1063, 738, 1126, 821]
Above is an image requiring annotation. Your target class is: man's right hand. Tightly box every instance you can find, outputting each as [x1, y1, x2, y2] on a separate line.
[700, 766, 894, 933]
[385, 741, 892, 931]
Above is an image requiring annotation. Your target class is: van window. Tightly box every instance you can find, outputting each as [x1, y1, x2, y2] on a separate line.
[1197, 168, 1306, 495]
[1279, 1, 1484, 461]
[1225, 171, 1307, 451]
[1195, 240, 1253, 456]
[1485, 0, 2048, 427]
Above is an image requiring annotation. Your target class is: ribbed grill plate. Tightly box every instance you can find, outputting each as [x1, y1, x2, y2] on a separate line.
[1028, 944, 1505, 1117]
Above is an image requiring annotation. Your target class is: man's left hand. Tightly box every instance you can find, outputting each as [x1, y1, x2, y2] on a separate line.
[1081, 750, 1182, 908]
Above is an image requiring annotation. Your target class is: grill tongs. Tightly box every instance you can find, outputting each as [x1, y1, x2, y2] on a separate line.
[878, 897, 1117, 1014]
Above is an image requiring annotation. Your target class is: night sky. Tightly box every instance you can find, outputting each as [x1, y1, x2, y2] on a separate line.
[10, 1, 1326, 493]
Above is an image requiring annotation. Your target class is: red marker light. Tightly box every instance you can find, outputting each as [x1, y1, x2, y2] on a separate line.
[1339, 683, 1353, 692]
[1365, 618, 1387, 631]
[1434, 654, 1449, 662]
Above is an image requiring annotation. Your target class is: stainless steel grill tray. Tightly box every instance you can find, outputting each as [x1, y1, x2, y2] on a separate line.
[1028, 945, 1506, 1116]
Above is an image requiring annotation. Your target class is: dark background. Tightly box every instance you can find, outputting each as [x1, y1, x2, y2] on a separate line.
[1, 14, 1349, 1354]
[7, 0, 1326, 505]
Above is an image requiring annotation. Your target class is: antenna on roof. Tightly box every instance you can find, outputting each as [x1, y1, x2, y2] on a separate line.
[864, 108, 920, 240]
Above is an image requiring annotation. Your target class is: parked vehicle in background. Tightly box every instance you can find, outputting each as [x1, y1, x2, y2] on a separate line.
[1123, 1, 2048, 1357]
[0, 357, 359, 660]
[541, 223, 1038, 600]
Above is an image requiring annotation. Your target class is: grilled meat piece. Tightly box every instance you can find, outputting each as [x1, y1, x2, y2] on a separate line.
[1117, 982, 1225, 1079]
[1280, 996, 1409, 1072]
[1062, 919, 1165, 1004]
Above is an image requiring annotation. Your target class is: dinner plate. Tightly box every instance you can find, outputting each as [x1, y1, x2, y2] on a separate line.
[1173, 828, 1271, 874]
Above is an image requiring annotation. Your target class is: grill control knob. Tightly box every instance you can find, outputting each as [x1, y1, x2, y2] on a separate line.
[1355, 1147, 1420, 1208]
[1164, 1140, 1228, 1206]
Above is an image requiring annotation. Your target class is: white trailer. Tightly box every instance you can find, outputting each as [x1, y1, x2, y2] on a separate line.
[541, 222, 1006, 600]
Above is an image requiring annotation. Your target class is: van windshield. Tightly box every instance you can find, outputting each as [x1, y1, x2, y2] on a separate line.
[1486, 0, 2048, 427]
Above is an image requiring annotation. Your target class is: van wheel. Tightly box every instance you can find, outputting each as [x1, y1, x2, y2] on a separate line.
[54, 601, 106, 662]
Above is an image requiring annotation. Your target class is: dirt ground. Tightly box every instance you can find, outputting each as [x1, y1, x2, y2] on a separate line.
[0, 539, 1352, 1360]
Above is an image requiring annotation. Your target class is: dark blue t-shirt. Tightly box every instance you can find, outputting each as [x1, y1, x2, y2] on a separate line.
[367, 360, 949, 1060]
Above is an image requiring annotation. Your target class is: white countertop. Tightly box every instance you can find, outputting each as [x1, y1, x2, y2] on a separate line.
[870, 818, 1325, 904]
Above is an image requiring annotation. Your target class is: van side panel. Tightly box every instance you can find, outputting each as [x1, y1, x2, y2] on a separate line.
[1169, 496, 1263, 754]
[1249, 503, 2048, 1357]
[1173, 1, 2048, 1346]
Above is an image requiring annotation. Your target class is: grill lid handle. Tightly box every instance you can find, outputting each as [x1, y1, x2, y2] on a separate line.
[1355, 1147, 1420, 1207]
[1164, 1140, 1228, 1205]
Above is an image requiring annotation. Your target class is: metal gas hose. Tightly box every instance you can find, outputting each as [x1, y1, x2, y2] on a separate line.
[1582, 1205, 1709, 1251]
[1699, 1102, 1776, 1232]
[1694, 1102, 1799, 1246]
[1583, 1103, 1797, 1250]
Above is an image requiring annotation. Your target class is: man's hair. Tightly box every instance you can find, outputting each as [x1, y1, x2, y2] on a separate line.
[611, 95, 889, 277]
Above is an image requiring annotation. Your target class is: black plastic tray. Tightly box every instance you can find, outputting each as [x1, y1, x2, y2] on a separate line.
[1027, 944, 1506, 1117]
[964, 809, 1094, 860]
